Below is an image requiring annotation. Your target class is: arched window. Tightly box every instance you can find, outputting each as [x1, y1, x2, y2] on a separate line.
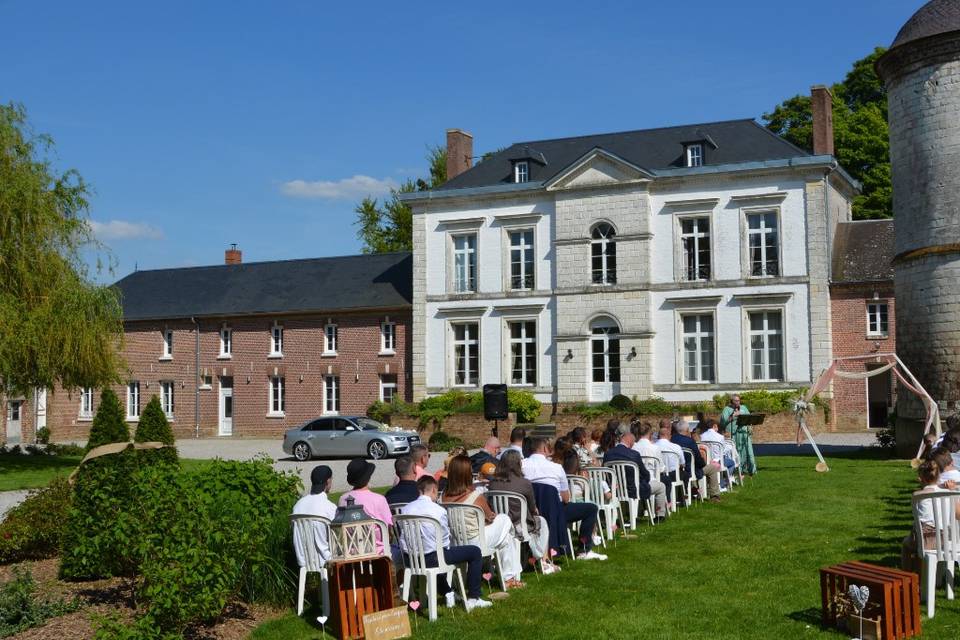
[591, 223, 617, 285]
[590, 316, 621, 384]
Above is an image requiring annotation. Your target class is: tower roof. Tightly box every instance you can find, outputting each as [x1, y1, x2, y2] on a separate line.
[890, 0, 960, 50]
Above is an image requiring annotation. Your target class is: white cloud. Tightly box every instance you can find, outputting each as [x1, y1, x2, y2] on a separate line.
[90, 219, 164, 241]
[280, 175, 399, 200]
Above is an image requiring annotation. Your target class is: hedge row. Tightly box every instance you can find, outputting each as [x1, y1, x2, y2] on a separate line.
[367, 388, 542, 426]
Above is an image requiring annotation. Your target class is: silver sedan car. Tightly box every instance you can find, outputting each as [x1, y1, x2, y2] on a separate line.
[282, 415, 421, 461]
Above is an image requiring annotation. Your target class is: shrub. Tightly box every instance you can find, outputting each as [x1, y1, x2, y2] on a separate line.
[507, 389, 542, 423]
[34, 427, 50, 444]
[366, 400, 392, 424]
[609, 394, 633, 412]
[0, 477, 72, 564]
[712, 389, 800, 414]
[0, 569, 79, 637]
[46, 442, 85, 457]
[134, 396, 178, 465]
[86, 389, 129, 451]
[428, 431, 465, 452]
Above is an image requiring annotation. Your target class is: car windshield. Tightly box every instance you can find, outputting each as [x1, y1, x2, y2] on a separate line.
[355, 418, 387, 431]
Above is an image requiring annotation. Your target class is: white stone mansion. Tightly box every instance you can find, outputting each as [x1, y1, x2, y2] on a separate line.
[402, 104, 859, 406]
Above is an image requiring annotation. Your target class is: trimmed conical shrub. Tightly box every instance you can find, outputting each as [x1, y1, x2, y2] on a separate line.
[85, 388, 129, 451]
[135, 395, 178, 464]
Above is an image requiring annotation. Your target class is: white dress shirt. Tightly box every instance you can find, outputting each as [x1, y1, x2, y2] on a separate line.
[700, 429, 727, 460]
[291, 491, 338, 566]
[499, 443, 524, 459]
[400, 495, 450, 555]
[522, 453, 569, 493]
[655, 438, 684, 473]
[633, 438, 665, 469]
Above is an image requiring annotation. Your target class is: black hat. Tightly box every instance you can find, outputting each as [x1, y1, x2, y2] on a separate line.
[310, 465, 333, 494]
[346, 458, 376, 488]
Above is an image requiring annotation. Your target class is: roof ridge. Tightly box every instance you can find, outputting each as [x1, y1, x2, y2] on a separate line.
[510, 118, 759, 147]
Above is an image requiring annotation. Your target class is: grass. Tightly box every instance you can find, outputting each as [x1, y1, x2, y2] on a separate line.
[251, 453, 960, 639]
[0, 454, 216, 492]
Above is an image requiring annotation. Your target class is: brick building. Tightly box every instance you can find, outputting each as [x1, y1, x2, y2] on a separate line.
[830, 220, 896, 430]
[4, 250, 412, 443]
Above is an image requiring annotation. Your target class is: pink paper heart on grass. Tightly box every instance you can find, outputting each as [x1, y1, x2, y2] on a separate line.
[409, 601, 420, 611]
[549, 549, 558, 557]
[482, 572, 493, 581]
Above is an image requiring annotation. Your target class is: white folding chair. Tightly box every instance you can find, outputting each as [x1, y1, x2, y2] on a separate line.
[584, 466, 622, 541]
[914, 491, 960, 618]
[726, 438, 744, 484]
[702, 441, 733, 492]
[681, 448, 705, 505]
[660, 451, 687, 511]
[607, 461, 655, 527]
[442, 502, 507, 591]
[639, 455, 669, 518]
[290, 515, 331, 618]
[395, 514, 469, 621]
[567, 474, 605, 549]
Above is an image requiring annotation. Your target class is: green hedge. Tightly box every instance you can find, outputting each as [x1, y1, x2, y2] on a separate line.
[367, 389, 542, 427]
[565, 390, 808, 420]
[0, 477, 71, 564]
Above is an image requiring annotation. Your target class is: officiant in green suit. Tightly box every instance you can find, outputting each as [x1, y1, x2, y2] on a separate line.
[720, 394, 756, 475]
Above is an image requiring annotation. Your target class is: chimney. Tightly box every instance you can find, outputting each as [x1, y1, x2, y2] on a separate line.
[225, 244, 242, 265]
[446, 129, 473, 181]
[810, 85, 834, 156]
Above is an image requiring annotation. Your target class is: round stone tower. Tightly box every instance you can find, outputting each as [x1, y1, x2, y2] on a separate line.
[876, 0, 960, 453]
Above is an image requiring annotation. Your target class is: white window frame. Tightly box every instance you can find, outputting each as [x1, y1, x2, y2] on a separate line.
[686, 143, 703, 168]
[590, 317, 622, 384]
[379, 374, 397, 404]
[514, 160, 529, 183]
[678, 215, 712, 282]
[590, 222, 617, 285]
[867, 302, 889, 337]
[79, 387, 93, 419]
[324, 322, 338, 355]
[451, 233, 478, 293]
[380, 318, 396, 354]
[508, 228, 536, 291]
[270, 323, 283, 357]
[678, 313, 716, 383]
[219, 326, 232, 358]
[161, 329, 173, 360]
[450, 321, 480, 387]
[160, 381, 175, 419]
[507, 319, 537, 386]
[126, 382, 140, 420]
[744, 208, 781, 278]
[323, 375, 340, 415]
[269, 376, 285, 416]
[744, 308, 786, 383]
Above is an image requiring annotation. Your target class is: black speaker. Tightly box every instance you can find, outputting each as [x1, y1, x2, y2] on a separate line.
[483, 384, 508, 421]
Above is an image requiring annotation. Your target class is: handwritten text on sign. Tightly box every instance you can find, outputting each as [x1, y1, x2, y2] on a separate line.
[362, 606, 411, 640]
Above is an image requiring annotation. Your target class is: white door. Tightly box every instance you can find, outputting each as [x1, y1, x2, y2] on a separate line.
[590, 318, 622, 402]
[36, 389, 47, 431]
[6, 400, 22, 445]
[218, 379, 233, 436]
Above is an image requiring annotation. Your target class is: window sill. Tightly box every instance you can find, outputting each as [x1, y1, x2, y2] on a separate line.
[268, 353, 283, 359]
[217, 354, 232, 360]
[322, 411, 340, 416]
[199, 385, 212, 391]
[125, 417, 140, 422]
[378, 350, 396, 356]
[77, 416, 93, 422]
[266, 412, 286, 419]
[163, 415, 175, 421]
[158, 356, 173, 362]
[322, 352, 338, 358]
[866, 333, 889, 339]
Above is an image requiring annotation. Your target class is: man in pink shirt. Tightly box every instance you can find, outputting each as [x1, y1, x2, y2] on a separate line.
[338, 458, 392, 554]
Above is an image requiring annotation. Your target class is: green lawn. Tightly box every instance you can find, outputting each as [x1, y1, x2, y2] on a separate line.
[252, 453, 960, 639]
[0, 454, 214, 492]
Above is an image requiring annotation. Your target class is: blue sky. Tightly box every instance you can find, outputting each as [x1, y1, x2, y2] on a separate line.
[0, 0, 918, 282]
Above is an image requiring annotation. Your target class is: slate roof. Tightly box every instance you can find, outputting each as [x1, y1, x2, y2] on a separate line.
[891, 0, 960, 50]
[831, 220, 895, 284]
[114, 252, 412, 321]
[438, 119, 809, 191]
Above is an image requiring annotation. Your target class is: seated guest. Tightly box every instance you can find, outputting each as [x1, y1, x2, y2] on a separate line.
[501, 427, 526, 458]
[633, 421, 670, 488]
[339, 458, 392, 553]
[699, 419, 735, 484]
[551, 437, 575, 468]
[930, 447, 960, 487]
[941, 433, 960, 470]
[522, 436, 534, 459]
[588, 429, 604, 456]
[441, 455, 522, 588]
[604, 422, 666, 519]
[522, 437, 606, 560]
[386, 456, 419, 506]
[672, 420, 721, 503]
[410, 443, 431, 479]
[470, 437, 501, 474]
[434, 446, 467, 493]
[401, 477, 492, 611]
[596, 428, 618, 457]
[655, 420, 686, 481]
[570, 427, 596, 468]
[900, 460, 960, 572]
[486, 450, 559, 574]
[292, 465, 337, 566]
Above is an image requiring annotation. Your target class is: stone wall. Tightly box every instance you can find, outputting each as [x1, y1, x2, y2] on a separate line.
[388, 413, 511, 448]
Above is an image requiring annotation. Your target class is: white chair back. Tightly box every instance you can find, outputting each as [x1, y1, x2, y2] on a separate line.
[442, 502, 489, 554]
[914, 491, 960, 560]
[661, 451, 682, 478]
[567, 474, 592, 504]
[584, 466, 616, 506]
[639, 455, 664, 480]
[290, 514, 331, 572]
[681, 447, 698, 472]
[701, 440, 724, 464]
[607, 461, 640, 501]
[395, 515, 450, 572]
[486, 490, 531, 539]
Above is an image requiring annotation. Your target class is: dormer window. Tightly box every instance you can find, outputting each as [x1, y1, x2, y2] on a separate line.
[514, 161, 529, 183]
[685, 143, 704, 168]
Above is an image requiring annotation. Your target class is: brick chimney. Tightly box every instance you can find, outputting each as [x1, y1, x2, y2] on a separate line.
[224, 244, 242, 265]
[446, 129, 473, 181]
[810, 85, 834, 156]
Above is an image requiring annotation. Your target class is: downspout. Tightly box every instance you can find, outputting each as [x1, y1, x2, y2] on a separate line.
[192, 316, 200, 438]
[823, 160, 838, 281]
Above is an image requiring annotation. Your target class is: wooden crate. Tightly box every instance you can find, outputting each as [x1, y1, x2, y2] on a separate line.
[820, 562, 921, 640]
[329, 557, 395, 640]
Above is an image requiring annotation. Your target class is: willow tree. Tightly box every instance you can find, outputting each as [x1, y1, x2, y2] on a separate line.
[0, 103, 123, 394]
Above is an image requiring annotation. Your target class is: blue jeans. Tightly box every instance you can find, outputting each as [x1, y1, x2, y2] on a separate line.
[419, 546, 482, 598]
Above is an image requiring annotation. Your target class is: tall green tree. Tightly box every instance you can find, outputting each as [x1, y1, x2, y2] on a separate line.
[764, 48, 891, 220]
[0, 103, 123, 394]
[354, 145, 447, 253]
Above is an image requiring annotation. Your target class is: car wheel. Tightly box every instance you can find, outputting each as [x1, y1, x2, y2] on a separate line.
[367, 440, 387, 460]
[293, 442, 312, 462]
